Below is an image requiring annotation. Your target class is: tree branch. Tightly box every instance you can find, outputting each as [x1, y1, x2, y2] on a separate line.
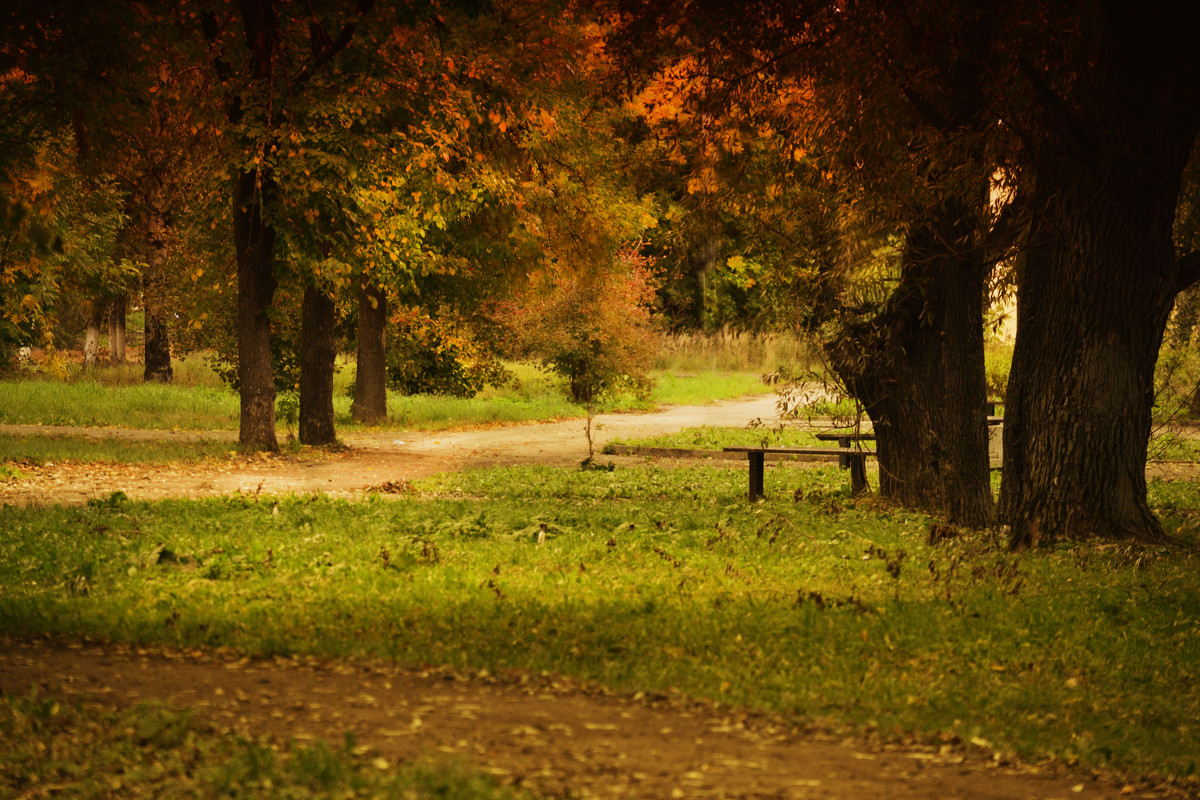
[1017, 55, 1094, 158]
[200, 7, 240, 123]
[291, 0, 376, 86]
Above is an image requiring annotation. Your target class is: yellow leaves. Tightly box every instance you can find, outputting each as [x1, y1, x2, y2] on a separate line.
[686, 167, 720, 195]
[21, 294, 38, 310]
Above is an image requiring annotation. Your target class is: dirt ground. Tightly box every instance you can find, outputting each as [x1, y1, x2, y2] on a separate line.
[1, 397, 1195, 798]
[0, 397, 783, 505]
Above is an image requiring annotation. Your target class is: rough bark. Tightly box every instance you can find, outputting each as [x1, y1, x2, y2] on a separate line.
[827, 203, 993, 527]
[233, 166, 280, 452]
[1000, 1, 1200, 547]
[299, 284, 338, 445]
[108, 292, 126, 364]
[211, 0, 280, 452]
[351, 277, 388, 424]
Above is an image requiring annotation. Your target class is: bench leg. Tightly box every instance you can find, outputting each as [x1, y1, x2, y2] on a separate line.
[849, 454, 868, 496]
[748, 451, 765, 501]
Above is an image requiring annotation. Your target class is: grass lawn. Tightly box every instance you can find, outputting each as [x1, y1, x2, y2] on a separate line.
[0, 365, 770, 433]
[2, 464, 1198, 781]
[0, 434, 236, 467]
[608, 424, 830, 451]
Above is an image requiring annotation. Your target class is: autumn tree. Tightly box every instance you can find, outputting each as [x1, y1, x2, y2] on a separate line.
[607, 0, 1018, 525]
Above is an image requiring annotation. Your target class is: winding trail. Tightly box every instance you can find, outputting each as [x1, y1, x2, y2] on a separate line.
[0, 396, 780, 505]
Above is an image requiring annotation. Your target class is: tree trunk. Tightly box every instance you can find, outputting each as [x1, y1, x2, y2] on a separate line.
[143, 177, 173, 383]
[999, 2, 1200, 547]
[233, 167, 280, 452]
[83, 301, 103, 369]
[827, 203, 993, 526]
[299, 284, 338, 445]
[227, 0, 281, 453]
[108, 292, 126, 364]
[352, 277, 388, 423]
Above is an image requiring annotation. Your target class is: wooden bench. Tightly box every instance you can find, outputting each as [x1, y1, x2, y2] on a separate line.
[814, 430, 875, 468]
[723, 446, 874, 501]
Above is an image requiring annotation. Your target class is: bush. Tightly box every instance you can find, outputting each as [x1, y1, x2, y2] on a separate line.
[387, 307, 509, 398]
[498, 249, 658, 407]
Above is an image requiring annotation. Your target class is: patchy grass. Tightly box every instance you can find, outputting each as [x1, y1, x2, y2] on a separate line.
[2, 467, 1198, 780]
[0, 434, 236, 465]
[609, 425, 828, 451]
[0, 690, 527, 799]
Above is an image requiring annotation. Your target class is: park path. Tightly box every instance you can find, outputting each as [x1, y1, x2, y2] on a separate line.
[0, 636, 1164, 800]
[0, 396, 781, 505]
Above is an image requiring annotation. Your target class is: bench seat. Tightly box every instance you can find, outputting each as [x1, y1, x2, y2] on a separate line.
[723, 446, 875, 500]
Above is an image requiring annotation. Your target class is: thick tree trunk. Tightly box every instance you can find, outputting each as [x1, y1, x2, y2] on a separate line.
[233, 168, 280, 452]
[827, 204, 993, 526]
[143, 178, 173, 383]
[299, 284, 338, 445]
[83, 301, 103, 369]
[999, 2, 1200, 547]
[352, 277, 388, 424]
[108, 292, 126, 364]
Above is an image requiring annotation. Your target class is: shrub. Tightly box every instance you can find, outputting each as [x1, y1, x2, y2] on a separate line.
[387, 307, 509, 398]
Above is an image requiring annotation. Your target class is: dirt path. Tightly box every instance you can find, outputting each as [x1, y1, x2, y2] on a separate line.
[1, 636, 1165, 800]
[1, 398, 1191, 797]
[0, 396, 781, 505]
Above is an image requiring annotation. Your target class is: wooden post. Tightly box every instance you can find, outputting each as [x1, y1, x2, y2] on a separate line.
[748, 450, 765, 501]
[849, 454, 868, 496]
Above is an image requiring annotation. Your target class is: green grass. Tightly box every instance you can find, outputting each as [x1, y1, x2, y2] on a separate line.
[647, 371, 771, 405]
[0, 434, 237, 466]
[1148, 429, 1200, 461]
[2, 467, 1198, 780]
[610, 425, 828, 450]
[0, 690, 526, 799]
[0, 379, 241, 430]
[0, 363, 771, 433]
